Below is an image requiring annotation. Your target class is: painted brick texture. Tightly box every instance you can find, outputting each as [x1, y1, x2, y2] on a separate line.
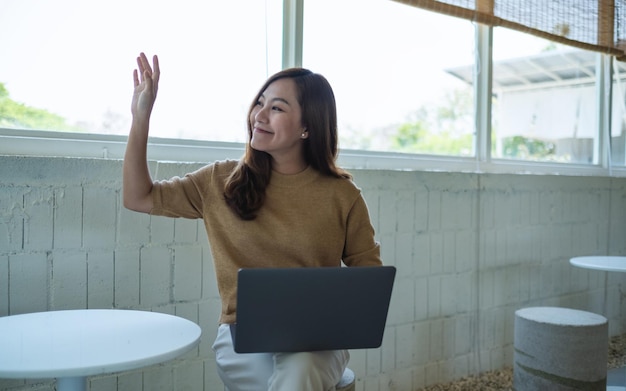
[1, 156, 625, 391]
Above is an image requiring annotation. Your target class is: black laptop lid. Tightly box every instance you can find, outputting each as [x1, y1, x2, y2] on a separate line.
[232, 266, 396, 353]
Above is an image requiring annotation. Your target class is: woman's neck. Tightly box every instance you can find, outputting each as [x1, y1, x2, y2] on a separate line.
[271, 157, 308, 175]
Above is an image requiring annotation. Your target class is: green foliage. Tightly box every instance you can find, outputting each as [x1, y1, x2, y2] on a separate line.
[0, 83, 9, 99]
[0, 82, 82, 131]
[394, 122, 427, 149]
[502, 136, 555, 159]
[391, 88, 474, 156]
[391, 87, 558, 160]
[393, 121, 473, 155]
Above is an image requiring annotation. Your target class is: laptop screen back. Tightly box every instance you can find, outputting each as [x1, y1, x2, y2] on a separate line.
[232, 266, 396, 353]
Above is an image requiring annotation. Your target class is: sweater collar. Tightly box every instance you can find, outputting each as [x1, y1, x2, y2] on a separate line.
[270, 165, 319, 188]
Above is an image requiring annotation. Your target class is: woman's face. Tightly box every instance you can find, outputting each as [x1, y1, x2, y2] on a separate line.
[250, 78, 307, 161]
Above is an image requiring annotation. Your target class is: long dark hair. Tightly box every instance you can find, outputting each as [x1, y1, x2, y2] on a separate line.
[223, 68, 351, 220]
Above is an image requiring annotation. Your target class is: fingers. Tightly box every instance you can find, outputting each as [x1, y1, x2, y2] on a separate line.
[151, 55, 160, 97]
[143, 69, 153, 90]
[135, 53, 159, 85]
[132, 52, 159, 104]
[136, 53, 150, 79]
[133, 69, 139, 87]
[152, 54, 160, 85]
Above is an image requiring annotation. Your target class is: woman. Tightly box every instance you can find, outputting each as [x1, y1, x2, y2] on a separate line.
[123, 53, 381, 390]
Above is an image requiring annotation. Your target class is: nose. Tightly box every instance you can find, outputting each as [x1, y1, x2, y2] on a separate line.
[253, 104, 269, 123]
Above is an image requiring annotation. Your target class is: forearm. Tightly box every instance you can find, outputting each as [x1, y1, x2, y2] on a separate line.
[123, 53, 160, 213]
[123, 117, 154, 212]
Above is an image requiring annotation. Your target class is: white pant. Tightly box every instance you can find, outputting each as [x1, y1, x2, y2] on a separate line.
[212, 324, 349, 391]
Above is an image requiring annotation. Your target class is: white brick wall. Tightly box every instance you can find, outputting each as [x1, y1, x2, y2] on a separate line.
[1, 156, 625, 391]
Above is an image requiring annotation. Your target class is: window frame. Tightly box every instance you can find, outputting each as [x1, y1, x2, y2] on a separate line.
[1, 0, 624, 178]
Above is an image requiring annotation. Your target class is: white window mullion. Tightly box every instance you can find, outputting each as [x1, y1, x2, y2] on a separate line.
[474, 23, 493, 165]
[595, 53, 613, 172]
[282, 0, 304, 69]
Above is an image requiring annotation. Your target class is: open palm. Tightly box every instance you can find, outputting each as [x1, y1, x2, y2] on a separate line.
[131, 53, 160, 118]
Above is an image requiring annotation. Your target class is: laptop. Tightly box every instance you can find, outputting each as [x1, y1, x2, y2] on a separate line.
[230, 265, 396, 353]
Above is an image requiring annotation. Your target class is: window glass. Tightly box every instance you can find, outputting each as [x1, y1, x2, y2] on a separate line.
[0, 0, 282, 142]
[491, 27, 598, 164]
[303, 0, 475, 156]
[612, 59, 626, 167]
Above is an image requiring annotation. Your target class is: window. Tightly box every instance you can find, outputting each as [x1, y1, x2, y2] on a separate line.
[0, 0, 282, 142]
[1, 0, 624, 176]
[612, 59, 626, 167]
[302, 0, 475, 156]
[490, 28, 599, 164]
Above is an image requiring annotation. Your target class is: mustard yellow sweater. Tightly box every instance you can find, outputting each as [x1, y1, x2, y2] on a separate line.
[151, 160, 382, 324]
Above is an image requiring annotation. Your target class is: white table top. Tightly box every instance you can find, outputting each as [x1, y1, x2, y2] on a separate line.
[570, 256, 626, 273]
[0, 309, 201, 379]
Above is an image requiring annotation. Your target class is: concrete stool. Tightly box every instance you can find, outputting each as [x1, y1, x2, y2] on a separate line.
[224, 367, 355, 391]
[336, 367, 356, 391]
[514, 307, 608, 391]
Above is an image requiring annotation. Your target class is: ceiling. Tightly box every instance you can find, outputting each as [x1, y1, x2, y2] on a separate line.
[446, 49, 626, 92]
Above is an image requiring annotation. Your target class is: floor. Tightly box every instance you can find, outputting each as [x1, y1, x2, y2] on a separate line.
[609, 366, 626, 388]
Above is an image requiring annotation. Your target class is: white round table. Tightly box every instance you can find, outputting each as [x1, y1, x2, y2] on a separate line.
[0, 309, 202, 391]
[570, 256, 626, 391]
[570, 256, 626, 273]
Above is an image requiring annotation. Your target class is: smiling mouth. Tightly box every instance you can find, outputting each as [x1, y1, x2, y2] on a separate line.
[254, 127, 273, 134]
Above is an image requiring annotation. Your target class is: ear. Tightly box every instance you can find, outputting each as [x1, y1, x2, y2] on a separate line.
[300, 128, 309, 139]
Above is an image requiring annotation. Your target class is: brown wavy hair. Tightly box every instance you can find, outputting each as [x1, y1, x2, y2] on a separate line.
[224, 68, 351, 220]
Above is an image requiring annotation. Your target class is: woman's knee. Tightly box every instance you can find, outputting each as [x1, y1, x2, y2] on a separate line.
[269, 350, 348, 390]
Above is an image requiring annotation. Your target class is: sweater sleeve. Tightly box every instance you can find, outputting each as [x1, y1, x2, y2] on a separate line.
[342, 193, 382, 267]
[151, 167, 210, 219]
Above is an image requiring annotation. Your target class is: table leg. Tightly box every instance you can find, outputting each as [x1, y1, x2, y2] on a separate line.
[607, 364, 626, 391]
[56, 376, 87, 391]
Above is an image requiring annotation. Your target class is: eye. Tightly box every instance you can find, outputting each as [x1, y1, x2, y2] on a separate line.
[272, 106, 284, 112]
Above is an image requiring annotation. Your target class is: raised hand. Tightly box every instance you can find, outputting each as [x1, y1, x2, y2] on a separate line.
[131, 53, 160, 119]
[123, 53, 160, 213]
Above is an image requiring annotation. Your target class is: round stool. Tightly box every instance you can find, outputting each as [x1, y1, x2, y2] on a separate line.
[224, 367, 356, 391]
[336, 367, 356, 391]
[514, 307, 608, 391]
